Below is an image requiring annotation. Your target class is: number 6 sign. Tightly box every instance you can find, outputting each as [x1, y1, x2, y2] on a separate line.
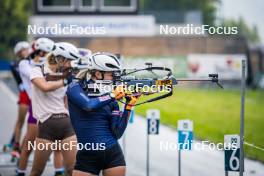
[224, 135, 242, 172]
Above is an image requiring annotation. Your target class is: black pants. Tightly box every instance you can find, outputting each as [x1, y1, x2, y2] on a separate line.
[74, 143, 126, 175]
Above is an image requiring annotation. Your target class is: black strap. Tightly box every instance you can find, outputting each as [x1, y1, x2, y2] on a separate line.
[36, 64, 46, 77]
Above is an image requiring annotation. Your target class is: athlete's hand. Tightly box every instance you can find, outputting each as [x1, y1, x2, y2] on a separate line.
[63, 73, 74, 86]
[45, 68, 72, 82]
[125, 96, 139, 110]
[111, 85, 125, 100]
[62, 69, 74, 86]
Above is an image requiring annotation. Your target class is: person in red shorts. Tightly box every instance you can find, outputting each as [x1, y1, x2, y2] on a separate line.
[8, 42, 31, 159]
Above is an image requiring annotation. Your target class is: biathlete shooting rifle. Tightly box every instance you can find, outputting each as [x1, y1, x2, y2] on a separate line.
[70, 58, 223, 106]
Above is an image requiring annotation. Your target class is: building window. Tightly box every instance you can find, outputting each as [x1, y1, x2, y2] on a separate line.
[100, 0, 137, 12]
[78, 0, 96, 12]
[36, 0, 138, 13]
[37, 0, 75, 12]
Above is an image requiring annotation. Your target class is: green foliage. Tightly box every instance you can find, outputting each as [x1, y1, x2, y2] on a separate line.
[136, 88, 264, 162]
[141, 0, 219, 26]
[0, 0, 32, 59]
[222, 17, 260, 43]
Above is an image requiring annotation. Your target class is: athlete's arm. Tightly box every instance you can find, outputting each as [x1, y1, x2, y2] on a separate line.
[31, 77, 64, 92]
[66, 82, 113, 112]
[110, 102, 131, 139]
[18, 60, 31, 78]
[30, 67, 64, 92]
[64, 95, 68, 109]
[10, 62, 20, 82]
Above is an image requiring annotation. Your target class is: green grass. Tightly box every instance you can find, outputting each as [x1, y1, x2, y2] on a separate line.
[135, 88, 264, 162]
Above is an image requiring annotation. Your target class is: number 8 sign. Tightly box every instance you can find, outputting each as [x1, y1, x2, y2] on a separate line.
[147, 110, 160, 135]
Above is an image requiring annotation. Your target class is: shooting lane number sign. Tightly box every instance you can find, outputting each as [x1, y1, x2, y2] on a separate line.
[178, 120, 193, 150]
[224, 135, 242, 172]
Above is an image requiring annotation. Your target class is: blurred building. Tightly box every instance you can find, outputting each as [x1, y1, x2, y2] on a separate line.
[28, 0, 263, 85]
[30, 0, 248, 55]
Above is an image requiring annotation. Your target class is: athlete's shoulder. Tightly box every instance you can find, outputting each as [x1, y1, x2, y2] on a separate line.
[18, 59, 29, 67]
[30, 66, 43, 80]
[67, 80, 81, 91]
[31, 65, 42, 71]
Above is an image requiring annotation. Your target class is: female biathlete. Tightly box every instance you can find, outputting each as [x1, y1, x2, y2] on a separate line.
[29, 42, 78, 176]
[17, 38, 65, 176]
[7, 41, 30, 157]
[66, 53, 138, 176]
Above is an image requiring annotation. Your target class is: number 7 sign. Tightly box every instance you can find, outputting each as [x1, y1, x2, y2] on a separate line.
[178, 120, 193, 150]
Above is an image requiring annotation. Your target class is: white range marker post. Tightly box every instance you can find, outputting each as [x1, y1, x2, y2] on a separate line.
[177, 120, 193, 176]
[122, 106, 135, 158]
[224, 135, 241, 176]
[239, 59, 246, 176]
[146, 109, 160, 176]
[129, 107, 135, 124]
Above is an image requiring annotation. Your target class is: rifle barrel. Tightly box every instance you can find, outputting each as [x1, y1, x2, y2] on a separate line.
[176, 78, 214, 82]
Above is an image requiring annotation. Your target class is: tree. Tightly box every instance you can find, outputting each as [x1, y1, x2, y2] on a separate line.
[222, 17, 260, 44]
[0, 0, 32, 59]
[141, 0, 220, 26]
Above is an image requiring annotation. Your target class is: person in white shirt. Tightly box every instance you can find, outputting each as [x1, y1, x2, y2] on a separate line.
[8, 41, 30, 158]
[30, 42, 79, 176]
[17, 38, 65, 176]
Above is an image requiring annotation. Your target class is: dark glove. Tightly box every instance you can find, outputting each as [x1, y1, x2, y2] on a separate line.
[63, 73, 74, 86]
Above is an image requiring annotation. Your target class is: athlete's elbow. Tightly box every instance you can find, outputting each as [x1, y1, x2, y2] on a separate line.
[83, 104, 96, 112]
[113, 132, 122, 139]
[38, 85, 50, 92]
[116, 133, 123, 139]
[83, 107, 93, 112]
[111, 129, 123, 139]
[83, 103, 99, 112]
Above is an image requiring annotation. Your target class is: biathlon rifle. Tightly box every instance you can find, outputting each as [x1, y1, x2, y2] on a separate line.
[71, 60, 223, 106]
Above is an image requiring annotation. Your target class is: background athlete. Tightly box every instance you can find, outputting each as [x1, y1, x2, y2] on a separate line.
[16, 38, 65, 176]
[29, 42, 78, 176]
[7, 41, 31, 160]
